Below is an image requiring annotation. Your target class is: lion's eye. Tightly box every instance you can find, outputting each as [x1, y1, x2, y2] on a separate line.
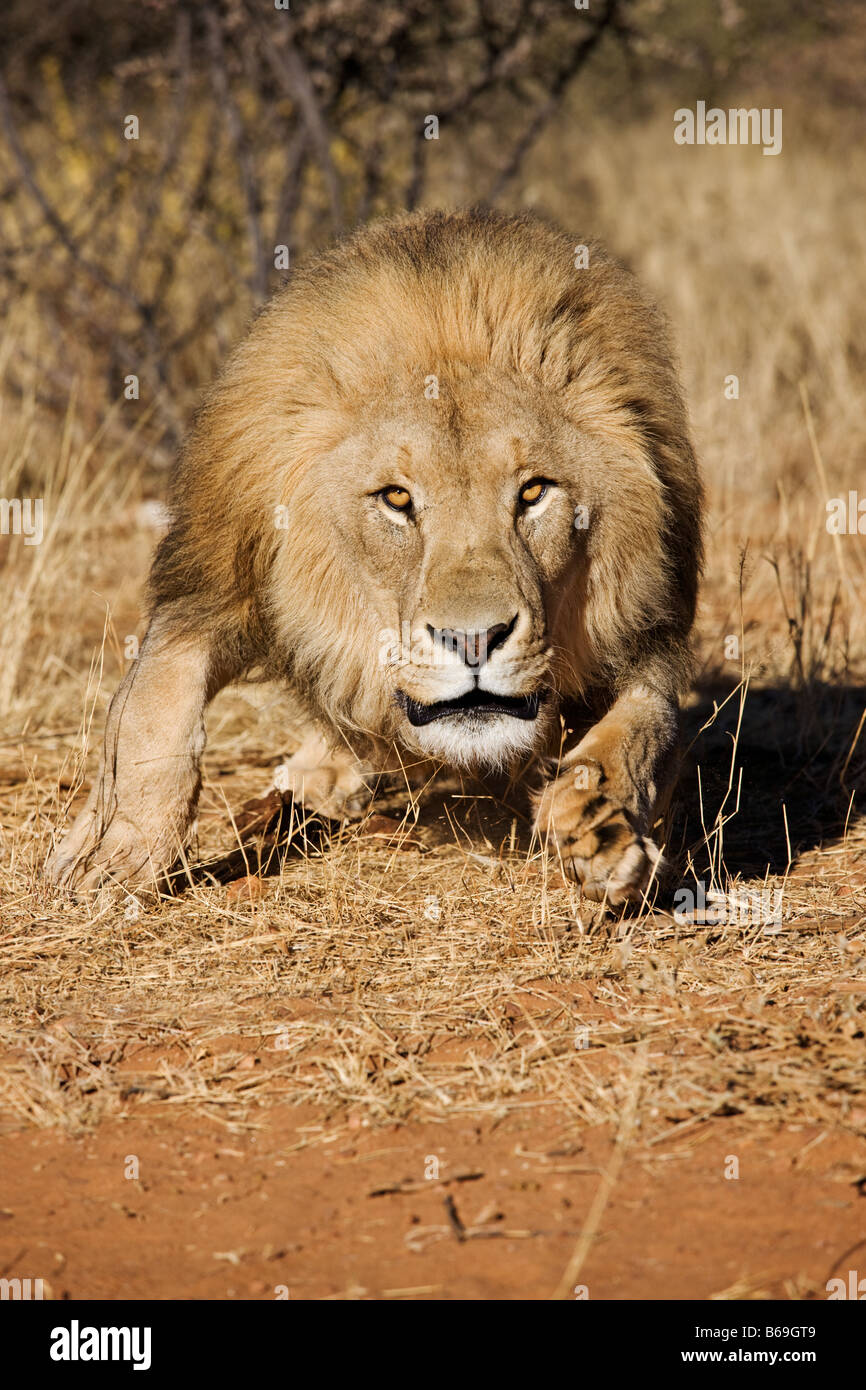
[519, 478, 549, 506]
[381, 486, 412, 512]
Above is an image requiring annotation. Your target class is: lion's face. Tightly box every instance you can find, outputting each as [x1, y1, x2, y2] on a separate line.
[304, 369, 609, 768]
[148, 208, 697, 790]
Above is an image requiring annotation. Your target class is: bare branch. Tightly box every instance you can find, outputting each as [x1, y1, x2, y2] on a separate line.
[0, 72, 145, 315]
[404, 130, 428, 213]
[259, 23, 344, 237]
[271, 126, 309, 251]
[205, 9, 269, 301]
[486, 5, 619, 202]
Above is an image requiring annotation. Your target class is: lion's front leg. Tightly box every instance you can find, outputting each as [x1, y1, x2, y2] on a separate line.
[47, 610, 228, 893]
[533, 680, 680, 906]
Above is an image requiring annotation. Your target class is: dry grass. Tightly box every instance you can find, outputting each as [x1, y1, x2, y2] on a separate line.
[2, 801, 865, 1138]
[1, 85, 865, 1158]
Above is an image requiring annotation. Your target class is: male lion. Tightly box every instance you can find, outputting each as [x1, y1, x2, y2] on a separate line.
[47, 208, 702, 905]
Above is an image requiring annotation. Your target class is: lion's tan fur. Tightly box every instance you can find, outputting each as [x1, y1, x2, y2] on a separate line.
[50, 208, 703, 903]
[149, 208, 701, 744]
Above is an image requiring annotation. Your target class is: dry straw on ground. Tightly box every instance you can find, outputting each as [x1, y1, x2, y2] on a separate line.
[1, 84, 864, 1170]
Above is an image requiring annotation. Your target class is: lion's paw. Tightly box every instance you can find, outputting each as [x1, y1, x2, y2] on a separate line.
[534, 760, 663, 907]
[46, 805, 179, 895]
[274, 739, 371, 821]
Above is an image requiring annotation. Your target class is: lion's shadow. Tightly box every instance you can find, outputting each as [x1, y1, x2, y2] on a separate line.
[173, 677, 865, 893]
[397, 676, 866, 885]
[671, 676, 866, 880]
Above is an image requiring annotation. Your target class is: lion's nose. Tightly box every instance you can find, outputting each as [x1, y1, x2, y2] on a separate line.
[427, 616, 517, 668]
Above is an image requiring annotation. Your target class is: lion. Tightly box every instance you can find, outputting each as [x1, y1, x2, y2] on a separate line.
[47, 207, 702, 906]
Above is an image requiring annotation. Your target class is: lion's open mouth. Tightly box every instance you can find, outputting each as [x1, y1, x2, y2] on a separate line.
[396, 688, 544, 726]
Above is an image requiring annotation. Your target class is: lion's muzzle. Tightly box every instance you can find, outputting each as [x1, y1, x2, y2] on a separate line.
[396, 686, 544, 726]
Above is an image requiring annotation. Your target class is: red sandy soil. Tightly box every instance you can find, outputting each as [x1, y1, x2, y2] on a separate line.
[2, 1103, 864, 1301]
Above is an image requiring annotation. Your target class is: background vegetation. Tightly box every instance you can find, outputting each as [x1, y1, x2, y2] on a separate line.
[0, 0, 864, 1301]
